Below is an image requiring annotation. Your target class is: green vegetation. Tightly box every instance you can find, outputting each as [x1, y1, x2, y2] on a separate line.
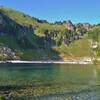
[0, 6, 93, 60]
[88, 26, 100, 64]
[53, 34, 91, 59]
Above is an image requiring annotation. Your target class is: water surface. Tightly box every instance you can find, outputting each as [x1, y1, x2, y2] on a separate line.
[0, 64, 100, 100]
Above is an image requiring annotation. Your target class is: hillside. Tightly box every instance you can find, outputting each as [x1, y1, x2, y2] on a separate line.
[0, 6, 92, 60]
[88, 25, 100, 63]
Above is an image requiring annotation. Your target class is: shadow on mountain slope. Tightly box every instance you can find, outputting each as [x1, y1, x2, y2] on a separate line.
[0, 11, 61, 60]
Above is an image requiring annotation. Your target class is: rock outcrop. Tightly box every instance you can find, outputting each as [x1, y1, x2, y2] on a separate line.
[0, 46, 18, 60]
[63, 20, 75, 30]
[76, 23, 92, 31]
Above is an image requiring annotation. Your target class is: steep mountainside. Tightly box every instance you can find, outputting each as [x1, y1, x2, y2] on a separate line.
[0, 6, 92, 60]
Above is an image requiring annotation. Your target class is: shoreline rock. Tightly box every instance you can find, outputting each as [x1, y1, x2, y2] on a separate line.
[0, 59, 92, 64]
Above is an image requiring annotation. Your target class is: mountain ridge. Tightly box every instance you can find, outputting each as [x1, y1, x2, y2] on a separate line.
[0, 6, 94, 60]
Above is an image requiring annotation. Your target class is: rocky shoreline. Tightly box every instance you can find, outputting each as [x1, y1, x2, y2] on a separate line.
[0, 59, 92, 64]
[0, 84, 99, 100]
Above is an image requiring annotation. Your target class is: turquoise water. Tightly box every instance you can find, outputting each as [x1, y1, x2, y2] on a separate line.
[0, 64, 100, 100]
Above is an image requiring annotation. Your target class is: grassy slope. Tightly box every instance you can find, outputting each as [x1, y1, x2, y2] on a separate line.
[53, 34, 91, 60]
[0, 6, 91, 60]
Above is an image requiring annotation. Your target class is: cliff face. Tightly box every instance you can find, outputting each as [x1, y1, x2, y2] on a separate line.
[0, 6, 92, 60]
[64, 20, 75, 30]
[76, 23, 92, 31]
[0, 10, 38, 48]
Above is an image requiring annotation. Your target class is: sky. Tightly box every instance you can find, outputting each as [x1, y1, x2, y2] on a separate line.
[0, 0, 100, 24]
